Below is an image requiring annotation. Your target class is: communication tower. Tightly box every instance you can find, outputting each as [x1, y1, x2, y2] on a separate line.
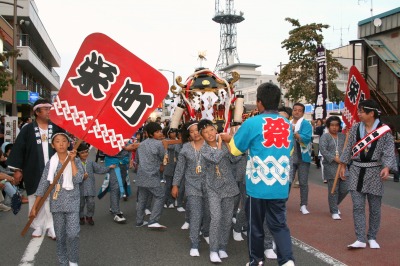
[213, 0, 244, 75]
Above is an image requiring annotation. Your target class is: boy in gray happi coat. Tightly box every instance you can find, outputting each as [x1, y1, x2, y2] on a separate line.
[31, 133, 84, 266]
[135, 122, 167, 228]
[198, 119, 240, 263]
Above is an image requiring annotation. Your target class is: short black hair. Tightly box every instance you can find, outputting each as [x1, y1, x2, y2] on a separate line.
[278, 106, 292, 118]
[77, 142, 89, 153]
[144, 122, 162, 138]
[197, 119, 214, 134]
[4, 143, 13, 154]
[326, 116, 341, 128]
[293, 102, 305, 113]
[256, 82, 281, 111]
[358, 99, 380, 118]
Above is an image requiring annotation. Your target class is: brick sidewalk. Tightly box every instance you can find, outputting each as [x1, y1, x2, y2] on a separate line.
[287, 182, 400, 266]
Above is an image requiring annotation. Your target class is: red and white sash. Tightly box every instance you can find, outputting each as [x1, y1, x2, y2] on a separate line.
[351, 124, 391, 157]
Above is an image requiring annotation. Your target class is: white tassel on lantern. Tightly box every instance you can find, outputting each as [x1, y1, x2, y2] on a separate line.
[170, 104, 184, 129]
[233, 95, 244, 123]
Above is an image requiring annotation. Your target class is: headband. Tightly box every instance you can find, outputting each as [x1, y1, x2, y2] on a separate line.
[33, 103, 52, 111]
[361, 106, 381, 115]
[51, 132, 71, 144]
[187, 123, 198, 130]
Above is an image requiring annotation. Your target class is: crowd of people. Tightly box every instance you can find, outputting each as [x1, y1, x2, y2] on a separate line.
[1, 83, 399, 266]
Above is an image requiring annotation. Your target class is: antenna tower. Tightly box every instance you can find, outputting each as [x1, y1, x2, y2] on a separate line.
[213, 0, 244, 76]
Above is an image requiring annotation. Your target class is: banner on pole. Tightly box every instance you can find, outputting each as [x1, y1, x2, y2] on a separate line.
[50, 33, 168, 155]
[342, 65, 370, 129]
[313, 45, 327, 120]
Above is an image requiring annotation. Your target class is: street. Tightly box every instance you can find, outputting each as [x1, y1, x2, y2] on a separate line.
[1, 149, 399, 266]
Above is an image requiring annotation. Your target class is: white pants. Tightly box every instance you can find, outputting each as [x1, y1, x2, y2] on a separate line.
[28, 195, 54, 233]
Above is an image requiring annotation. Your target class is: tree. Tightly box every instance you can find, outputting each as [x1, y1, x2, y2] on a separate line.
[278, 18, 345, 104]
[0, 49, 19, 98]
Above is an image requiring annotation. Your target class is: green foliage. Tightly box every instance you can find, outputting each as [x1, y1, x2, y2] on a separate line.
[278, 18, 345, 104]
[0, 49, 20, 98]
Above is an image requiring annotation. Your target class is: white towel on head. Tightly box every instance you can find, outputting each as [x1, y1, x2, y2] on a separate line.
[47, 152, 74, 190]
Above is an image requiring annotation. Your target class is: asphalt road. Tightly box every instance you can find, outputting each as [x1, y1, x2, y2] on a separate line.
[1, 150, 399, 266]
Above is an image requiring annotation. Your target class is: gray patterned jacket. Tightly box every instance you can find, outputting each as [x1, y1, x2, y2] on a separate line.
[79, 160, 110, 196]
[201, 143, 240, 198]
[319, 132, 346, 180]
[36, 158, 84, 213]
[173, 142, 207, 197]
[340, 122, 397, 196]
[135, 138, 165, 188]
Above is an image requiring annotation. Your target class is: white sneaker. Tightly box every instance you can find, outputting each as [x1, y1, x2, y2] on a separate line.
[332, 213, 341, 220]
[0, 203, 11, 212]
[69, 262, 78, 266]
[347, 240, 366, 249]
[282, 260, 295, 266]
[368, 239, 380, 249]
[232, 217, 237, 224]
[337, 209, 341, 215]
[177, 207, 185, 212]
[243, 231, 247, 236]
[190, 248, 200, 257]
[181, 222, 190, 230]
[148, 223, 167, 229]
[47, 227, 56, 239]
[168, 204, 175, 209]
[218, 250, 228, 259]
[113, 213, 126, 224]
[145, 209, 152, 215]
[203, 236, 210, 244]
[32, 227, 42, 238]
[264, 249, 277, 259]
[210, 252, 221, 263]
[163, 204, 167, 208]
[233, 229, 244, 241]
[300, 205, 310, 215]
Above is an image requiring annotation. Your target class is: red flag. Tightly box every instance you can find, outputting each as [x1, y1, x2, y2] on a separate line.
[342, 66, 370, 129]
[50, 33, 168, 155]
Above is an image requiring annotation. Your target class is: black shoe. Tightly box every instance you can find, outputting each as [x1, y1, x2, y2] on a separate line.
[86, 217, 94, 225]
[80, 217, 85, 225]
[394, 178, 399, 182]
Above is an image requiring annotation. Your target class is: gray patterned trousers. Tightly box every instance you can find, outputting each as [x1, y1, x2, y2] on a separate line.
[80, 196, 95, 218]
[109, 171, 121, 215]
[187, 195, 210, 249]
[327, 179, 348, 214]
[233, 182, 247, 233]
[350, 190, 382, 242]
[208, 190, 235, 252]
[136, 186, 165, 224]
[290, 161, 310, 206]
[53, 212, 80, 265]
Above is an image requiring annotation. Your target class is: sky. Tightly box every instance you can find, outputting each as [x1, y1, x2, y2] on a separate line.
[33, 0, 399, 88]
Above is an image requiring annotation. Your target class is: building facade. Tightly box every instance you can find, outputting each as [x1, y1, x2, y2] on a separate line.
[350, 7, 400, 116]
[0, 0, 60, 117]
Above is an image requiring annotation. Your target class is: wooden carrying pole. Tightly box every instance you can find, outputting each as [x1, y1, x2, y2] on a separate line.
[21, 139, 83, 236]
[330, 132, 349, 195]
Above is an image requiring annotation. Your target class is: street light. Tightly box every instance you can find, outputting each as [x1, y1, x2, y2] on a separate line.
[158, 69, 176, 118]
[158, 68, 175, 89]
[12, 0, 18, 116]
